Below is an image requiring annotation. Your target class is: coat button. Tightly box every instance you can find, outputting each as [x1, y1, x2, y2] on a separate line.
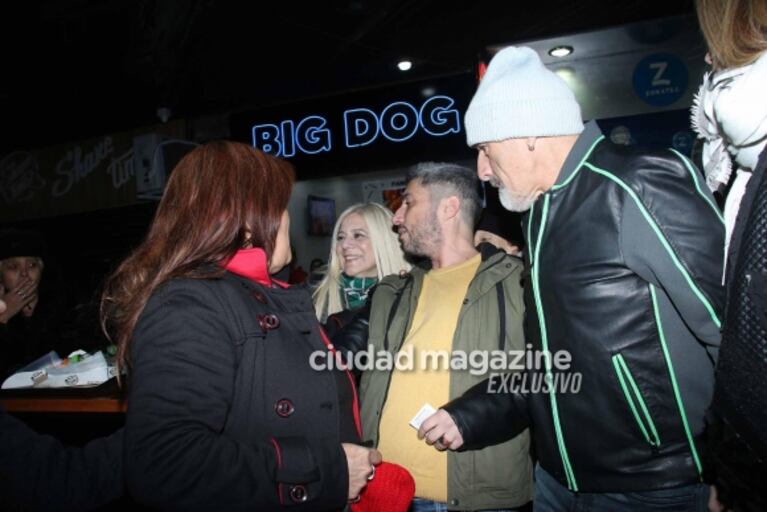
[252, 290, 268, 304]
[258, 314, 280, 331]
[449, 499, 460, 506]
[275, 398, 295, 417]
[289, 484, 308, 503]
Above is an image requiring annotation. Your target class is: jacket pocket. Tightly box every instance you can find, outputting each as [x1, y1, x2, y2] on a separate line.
[611, 353, 661, 448]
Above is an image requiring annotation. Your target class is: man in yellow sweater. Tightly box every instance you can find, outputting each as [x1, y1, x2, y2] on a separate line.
[359, 162, 532, 511]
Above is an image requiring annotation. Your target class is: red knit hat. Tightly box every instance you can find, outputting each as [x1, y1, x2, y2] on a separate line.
[351, 462, 415, 512]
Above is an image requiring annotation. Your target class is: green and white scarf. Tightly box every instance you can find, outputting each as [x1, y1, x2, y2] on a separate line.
[339, 274, 377, 310]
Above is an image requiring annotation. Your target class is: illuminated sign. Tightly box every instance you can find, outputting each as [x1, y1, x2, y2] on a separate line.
[632, 53, 688, 107]
[230, 73, 475, 178]
[252, 95, 461, 158]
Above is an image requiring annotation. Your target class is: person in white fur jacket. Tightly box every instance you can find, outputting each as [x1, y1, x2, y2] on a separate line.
[693, 1, 767, 511]
[692, 0, 767, 272]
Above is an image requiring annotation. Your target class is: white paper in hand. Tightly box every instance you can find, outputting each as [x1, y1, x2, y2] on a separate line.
[410, 403, 437, 430]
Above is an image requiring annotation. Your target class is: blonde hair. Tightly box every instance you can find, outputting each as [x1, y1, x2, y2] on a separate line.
[696, 0, 767, 69]
[313, 202, 410, 321]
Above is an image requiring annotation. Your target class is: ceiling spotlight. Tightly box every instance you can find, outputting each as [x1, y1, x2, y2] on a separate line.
[548, 46, 573, 58]
[397, 60, 412, 71]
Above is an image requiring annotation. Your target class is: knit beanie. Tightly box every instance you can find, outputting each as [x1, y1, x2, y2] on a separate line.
[465, 46, 584, 146]
[351, 462, 415, 512]
[0, 229, 47, 261]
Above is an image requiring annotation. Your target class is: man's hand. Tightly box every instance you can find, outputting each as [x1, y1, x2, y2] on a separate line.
[417, 409, 464, 451]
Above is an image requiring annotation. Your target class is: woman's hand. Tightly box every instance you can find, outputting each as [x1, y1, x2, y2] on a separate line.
[0, 278, 37, 324]
[342, 443, 382, 502]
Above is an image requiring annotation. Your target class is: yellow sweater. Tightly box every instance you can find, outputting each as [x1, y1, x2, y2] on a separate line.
[377, 254, 481, 501]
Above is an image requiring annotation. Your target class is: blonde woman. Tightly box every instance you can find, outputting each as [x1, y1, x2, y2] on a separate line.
[313, 202, 410, 335]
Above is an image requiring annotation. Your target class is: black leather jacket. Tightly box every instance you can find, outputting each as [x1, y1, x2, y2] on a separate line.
[444, 122, 724, 493]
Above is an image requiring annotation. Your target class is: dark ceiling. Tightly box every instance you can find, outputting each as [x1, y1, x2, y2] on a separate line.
[1, 0, 696, 152]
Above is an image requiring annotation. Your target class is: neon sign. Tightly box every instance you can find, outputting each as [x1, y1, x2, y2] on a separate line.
[251, 95, 461, 158]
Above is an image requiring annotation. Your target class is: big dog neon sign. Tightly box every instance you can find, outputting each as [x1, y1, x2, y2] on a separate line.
[251, 95, 461, 158]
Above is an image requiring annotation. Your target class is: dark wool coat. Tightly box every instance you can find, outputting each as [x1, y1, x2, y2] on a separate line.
[125, 266, 359, 511]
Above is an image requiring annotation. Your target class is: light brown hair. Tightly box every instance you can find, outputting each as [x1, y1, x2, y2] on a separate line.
[696, 0, 767, 69]
[101, 141, 294, 369]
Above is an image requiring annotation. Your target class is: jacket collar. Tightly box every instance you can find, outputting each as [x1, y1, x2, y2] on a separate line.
[552, 120, 605, 189]
[407, 246, 517, 288]
[410, 243, 506, 274]
[478, 241, 506, 261]
[222, 248, 273, 286]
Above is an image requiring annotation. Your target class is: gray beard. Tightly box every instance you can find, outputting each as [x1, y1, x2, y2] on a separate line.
[499, 187, 537, 212]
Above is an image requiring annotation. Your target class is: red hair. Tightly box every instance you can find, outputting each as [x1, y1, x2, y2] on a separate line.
[101, 141, 294, 369]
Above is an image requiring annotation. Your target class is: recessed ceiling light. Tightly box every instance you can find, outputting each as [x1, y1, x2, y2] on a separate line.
[397, 60, 412, 71]
[549, 46, 573, 58]
[421, 86, 436, 97]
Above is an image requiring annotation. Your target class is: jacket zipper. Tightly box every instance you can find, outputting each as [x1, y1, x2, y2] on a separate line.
[611, 353, 661, 447]
[529, 194, 578, 491]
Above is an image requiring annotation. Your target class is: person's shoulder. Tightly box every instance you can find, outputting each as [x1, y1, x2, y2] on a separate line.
[589, 141, 693, 189]
[371, 270, 418, 303]
[480, 248, 524, 276]
[154, 274, 222, 295]
[378, 271, 414, 290]
[144, 275, 232, 315]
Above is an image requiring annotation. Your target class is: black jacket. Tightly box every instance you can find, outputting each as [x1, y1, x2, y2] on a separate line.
[714, 147, 767, 454]
[125, 270, 357, 511]
[706, 148, 767, 510]
[0, 405, 123, 511]
[444, 122, 724, 493]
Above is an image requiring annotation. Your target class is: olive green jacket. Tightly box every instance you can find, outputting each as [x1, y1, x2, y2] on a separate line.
[359, 246, 533, 510]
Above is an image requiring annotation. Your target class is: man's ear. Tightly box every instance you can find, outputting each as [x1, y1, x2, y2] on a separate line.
[439, 196, 462, 222]
[242, 226, 253, 248]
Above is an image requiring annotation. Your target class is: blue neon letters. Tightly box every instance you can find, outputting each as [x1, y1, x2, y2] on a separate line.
[252, 95, 460, 157]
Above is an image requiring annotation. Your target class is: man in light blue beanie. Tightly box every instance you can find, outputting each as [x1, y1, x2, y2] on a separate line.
[465, 47, 583, 144]
[418, 46, 724, 511]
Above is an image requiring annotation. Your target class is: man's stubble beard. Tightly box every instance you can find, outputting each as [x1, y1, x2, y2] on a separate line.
[400, 209, 443, 258]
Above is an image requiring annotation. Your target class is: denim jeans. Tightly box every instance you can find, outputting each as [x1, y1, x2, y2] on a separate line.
[533, 465, 709, 512]
[409, 497, 520, 512]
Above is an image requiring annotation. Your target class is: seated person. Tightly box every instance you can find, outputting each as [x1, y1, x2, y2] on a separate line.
[0, 229, 64, 380]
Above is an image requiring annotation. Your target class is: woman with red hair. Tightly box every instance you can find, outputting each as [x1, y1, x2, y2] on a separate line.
[101, 141, 379, 510]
